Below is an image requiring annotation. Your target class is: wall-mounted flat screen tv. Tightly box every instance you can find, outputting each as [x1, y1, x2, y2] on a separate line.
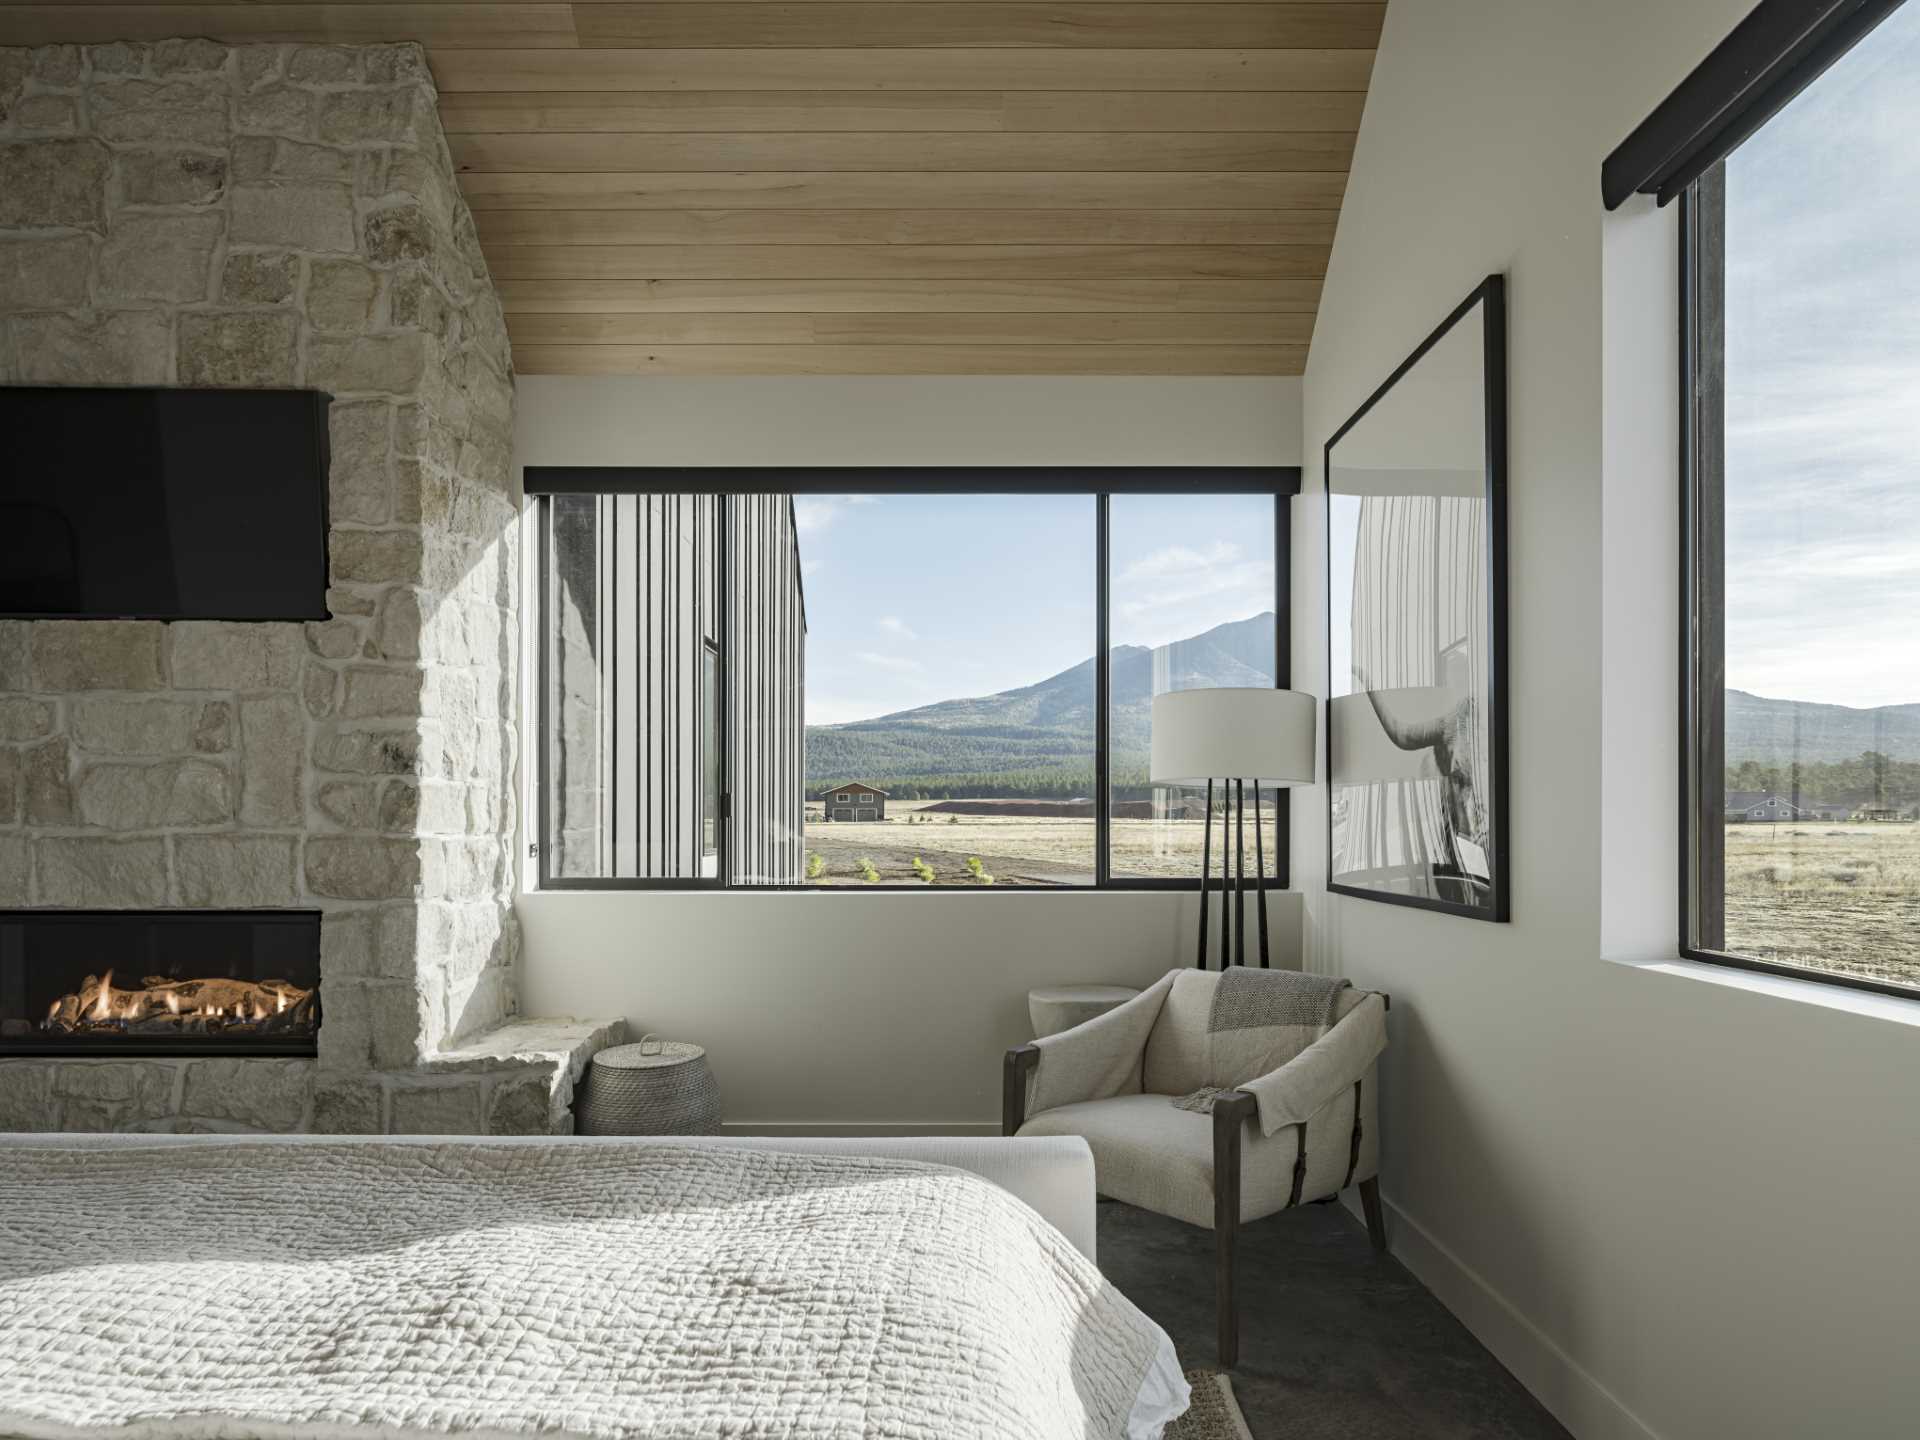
[0, 387, 331, 620]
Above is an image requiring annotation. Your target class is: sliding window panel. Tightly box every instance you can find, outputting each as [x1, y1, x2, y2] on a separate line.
[541, 492, 717, 883]
[795, 492, 1097, 887]
[1685, 3, 1920, 996]
[1108, 493, 1281, 880]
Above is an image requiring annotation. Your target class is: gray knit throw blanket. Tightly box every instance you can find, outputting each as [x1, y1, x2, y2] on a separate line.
[1171, 968, 1351, 1113]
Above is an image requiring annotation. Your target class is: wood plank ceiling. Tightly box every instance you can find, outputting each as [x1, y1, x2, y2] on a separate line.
[0, 4, 1382, 375]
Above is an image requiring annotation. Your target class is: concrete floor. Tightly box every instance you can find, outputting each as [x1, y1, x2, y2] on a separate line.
[1098, 1199, 1572, 1440]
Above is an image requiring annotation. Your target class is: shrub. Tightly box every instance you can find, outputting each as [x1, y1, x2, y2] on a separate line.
[858, 857, 880, 884]
[805, 851, 825, 880]
[911, 855, 936, 885]
[966, 856, 995, 886]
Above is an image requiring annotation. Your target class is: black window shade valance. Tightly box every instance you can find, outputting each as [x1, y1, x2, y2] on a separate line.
[1601, 0, 1907, 209]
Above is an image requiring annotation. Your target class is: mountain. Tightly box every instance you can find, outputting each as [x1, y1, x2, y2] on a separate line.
[1726, 689, 1920, 767]
[805, 612, 1276, 793]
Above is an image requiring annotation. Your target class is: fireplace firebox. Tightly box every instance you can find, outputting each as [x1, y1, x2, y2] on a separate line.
[0, 910, 321, 1057]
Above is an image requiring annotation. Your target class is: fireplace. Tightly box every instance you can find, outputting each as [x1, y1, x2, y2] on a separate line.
[0, 911, 321, 1058]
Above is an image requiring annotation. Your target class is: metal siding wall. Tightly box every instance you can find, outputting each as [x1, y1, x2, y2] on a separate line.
[546, 488, 807, 884]
[724, 492, 807, 884]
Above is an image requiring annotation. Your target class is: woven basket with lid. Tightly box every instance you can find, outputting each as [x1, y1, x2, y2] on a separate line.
[578, 1036, 723, 1136]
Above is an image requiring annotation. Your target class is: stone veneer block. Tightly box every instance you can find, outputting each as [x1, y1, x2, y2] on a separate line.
[304, 834, 420, 900]
[0, 621, 27, 690]
[92, 79, 230, 147]
[0, 235, 92, 311]
[308, 259, 378, 332]
[389, 1082, 483, 1135]
[0, 1064, 56, 1131]
[0, 696, 54, 741]
[310, 1080, 384, 1134]
[119, 148, 229, 207]
[222, 249, 298, 306]
[229, 182, 354, 251]
[37, 836, 169, 907]
[30, 622, 165, 691]
[98, 211, 221, 304]
[0, 138, 110, 230]
[238, 694, 304, 826]
[76, 758, 231, 830]
[0, 749, 19, 825]
[70, 697, 230, 755]
[8, 310, 172, 385]
[170, 622, 302, 691]
[177, 310, 300, 387]
[174, 833, 300, 907]
[0, 834, 27, 905]
[306, 333, 428, 396]
[23, 737, 73, 824]
[181, 1059, 312, 1132]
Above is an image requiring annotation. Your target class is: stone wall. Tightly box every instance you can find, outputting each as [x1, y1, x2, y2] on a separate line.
[0, 39, 615, 1134]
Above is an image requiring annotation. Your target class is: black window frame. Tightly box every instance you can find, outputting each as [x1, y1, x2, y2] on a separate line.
[1660, 0, 1919, 1000]
[528, 467, 1301, 893]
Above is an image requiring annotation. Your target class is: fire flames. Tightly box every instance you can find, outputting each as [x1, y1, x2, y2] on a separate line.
[40, 971, 317, 1038]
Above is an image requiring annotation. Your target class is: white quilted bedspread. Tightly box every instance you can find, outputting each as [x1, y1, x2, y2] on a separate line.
[0, 1141, 1172, 1440]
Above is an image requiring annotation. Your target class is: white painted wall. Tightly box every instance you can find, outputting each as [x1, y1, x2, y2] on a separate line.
[513, 375, 1300, 469]
[514, 375, 1305, 1132]
[1296, 4, 1920, 1438]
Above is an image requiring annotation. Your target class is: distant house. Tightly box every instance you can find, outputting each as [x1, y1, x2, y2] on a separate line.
[1724, 791, 1811, 823]
[1856, 805, 1905, 822]
[820, 783, 887, 822]
[1804, 803, 1853, 822]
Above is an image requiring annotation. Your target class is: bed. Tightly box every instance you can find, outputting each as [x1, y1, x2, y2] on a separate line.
[0, 1132, 1188, 1440]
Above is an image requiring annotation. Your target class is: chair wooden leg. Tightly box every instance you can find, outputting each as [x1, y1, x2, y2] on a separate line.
[1212, 1090, 1254, 1369]
[1215, 1206, 1238, 1369]
[1359, 1176, 1387, 1254]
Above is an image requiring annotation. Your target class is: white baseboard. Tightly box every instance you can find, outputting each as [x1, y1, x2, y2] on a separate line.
[1343, 1190, 1660, 1440]
[720, 1121, 1001, 1138]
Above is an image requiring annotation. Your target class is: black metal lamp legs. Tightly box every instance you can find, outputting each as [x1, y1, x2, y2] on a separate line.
[1197, 778, 1273, 971]
[1196, 780, 1213, 969]
[1253, 782, 1269, 968]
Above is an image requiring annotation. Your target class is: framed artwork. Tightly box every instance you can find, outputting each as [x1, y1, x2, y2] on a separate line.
[1325, 275, 1509, 921]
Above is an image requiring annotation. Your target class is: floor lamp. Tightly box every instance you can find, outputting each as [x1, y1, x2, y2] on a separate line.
[1149, 688, 1317, 969]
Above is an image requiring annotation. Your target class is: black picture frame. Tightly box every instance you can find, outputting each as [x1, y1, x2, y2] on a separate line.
[1323, 275, 1510, 922]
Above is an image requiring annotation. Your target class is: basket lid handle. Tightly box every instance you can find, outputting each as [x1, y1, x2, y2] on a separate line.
[637, 1033, 663, 1055]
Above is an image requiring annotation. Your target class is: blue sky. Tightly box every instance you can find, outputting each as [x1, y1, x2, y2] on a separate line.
[1722, 4, 1920, 710]
[795, 491, 1275, 725]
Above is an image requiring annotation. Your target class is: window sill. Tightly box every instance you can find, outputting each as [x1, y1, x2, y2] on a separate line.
[1602, 951, 1920, 1031]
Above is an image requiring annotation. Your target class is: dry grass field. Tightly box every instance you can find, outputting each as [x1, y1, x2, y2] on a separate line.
[1724, 822, 1920, 989]
[803, 799, 1279, 886]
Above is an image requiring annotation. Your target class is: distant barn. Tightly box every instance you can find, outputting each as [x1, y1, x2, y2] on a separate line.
[820, 783, 887, 822]
[1724, 791, 1809, 823]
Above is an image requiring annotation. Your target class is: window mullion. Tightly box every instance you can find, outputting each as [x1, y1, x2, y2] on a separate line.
[1096, 494, 1112, 887]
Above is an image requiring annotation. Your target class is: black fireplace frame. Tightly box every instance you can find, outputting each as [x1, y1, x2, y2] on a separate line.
[0, 909, 323, 1059]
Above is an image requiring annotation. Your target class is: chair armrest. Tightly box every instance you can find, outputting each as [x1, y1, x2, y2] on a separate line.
[1239, 991, 1388, 1137]
[1020, 971, 1176, 1122]
[1002, 1045, 1041, 1135]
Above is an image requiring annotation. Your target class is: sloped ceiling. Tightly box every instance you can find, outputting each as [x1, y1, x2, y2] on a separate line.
[0, 3, 1382, 375]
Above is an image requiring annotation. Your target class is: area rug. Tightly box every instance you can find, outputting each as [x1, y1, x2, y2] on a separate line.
[1166, 1368, 1256, 1440]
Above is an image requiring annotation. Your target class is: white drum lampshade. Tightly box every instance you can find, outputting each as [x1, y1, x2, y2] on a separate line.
[1150, 688, 1317, 787]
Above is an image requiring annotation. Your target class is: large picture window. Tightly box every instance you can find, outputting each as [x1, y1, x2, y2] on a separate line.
[529, 471, 1294, 890]
[1681, 3, 1919, 996]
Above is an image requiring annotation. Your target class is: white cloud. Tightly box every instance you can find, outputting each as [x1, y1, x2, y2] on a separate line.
[1113, 538, 1274, 648]
[792, 493, 878, 535]
[1121, 540, 1241, 582]
[853, 651, 923, 673]
[877, 615, 916, 640]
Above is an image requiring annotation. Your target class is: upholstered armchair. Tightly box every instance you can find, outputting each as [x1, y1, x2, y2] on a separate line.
[1003, 967, 1389, 1367]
